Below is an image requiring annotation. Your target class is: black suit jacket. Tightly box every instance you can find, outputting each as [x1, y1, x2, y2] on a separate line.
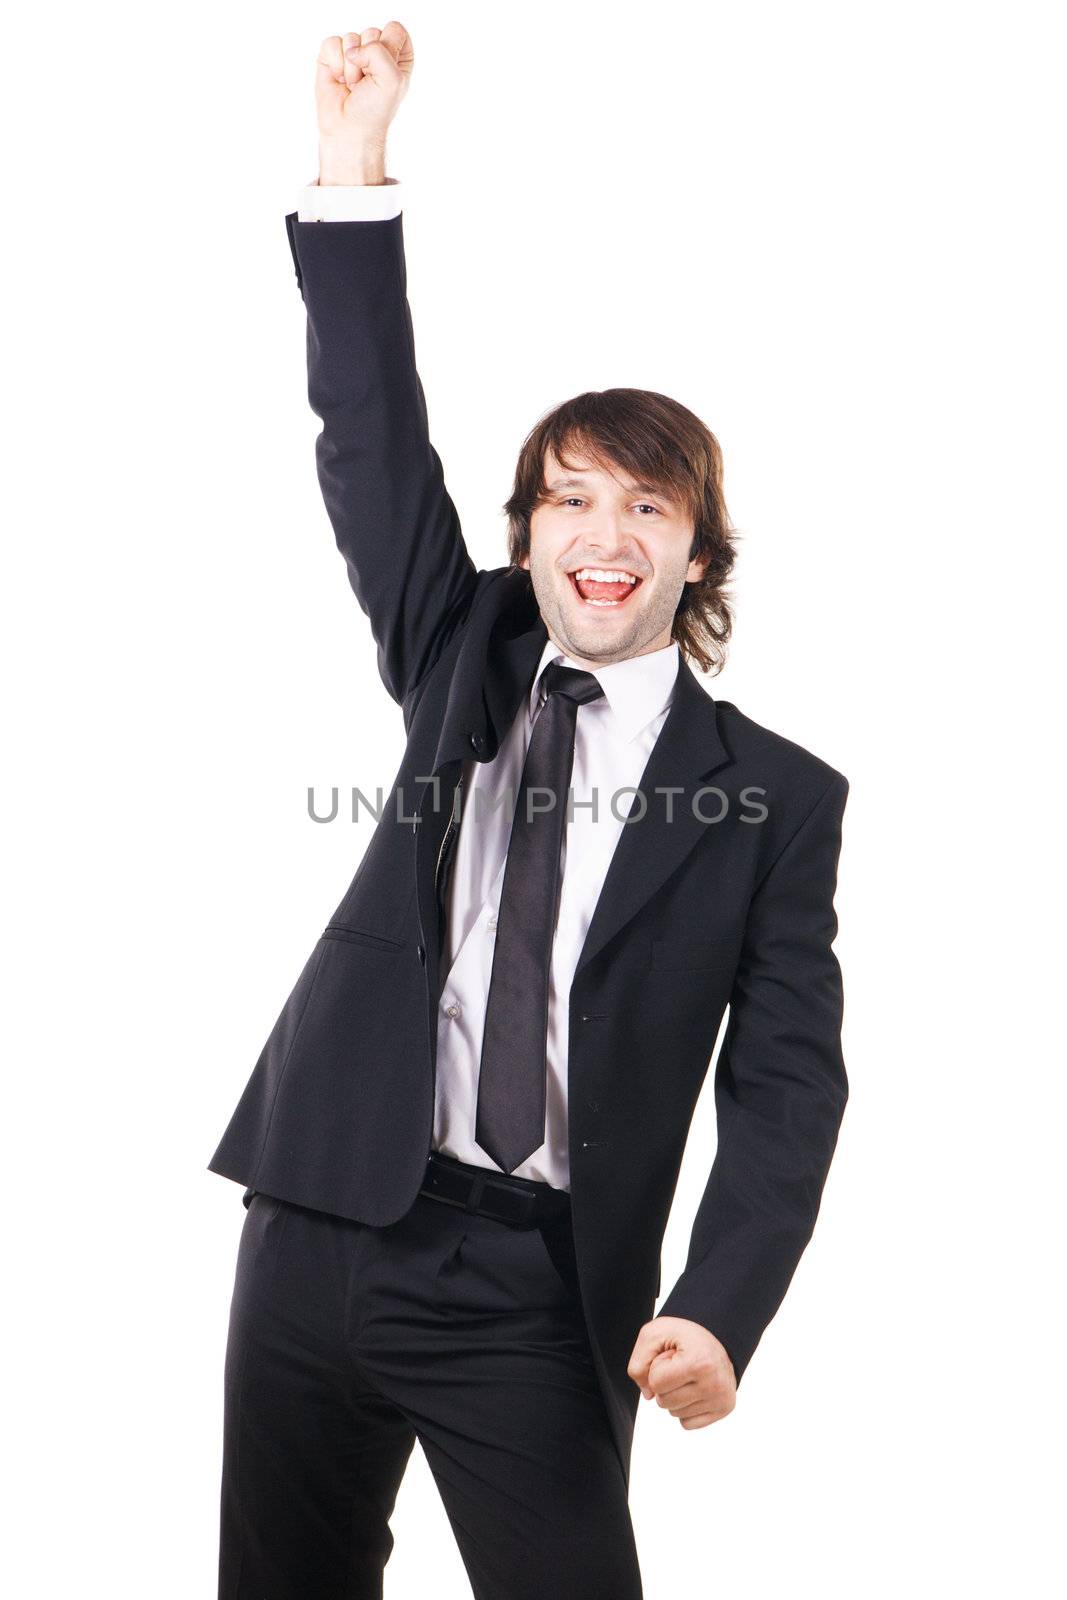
[208, 210, 849, 1482]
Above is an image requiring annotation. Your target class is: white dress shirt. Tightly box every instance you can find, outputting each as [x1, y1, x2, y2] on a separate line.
[294, 176, 679, 1188]
[436, 640, 680, 1189]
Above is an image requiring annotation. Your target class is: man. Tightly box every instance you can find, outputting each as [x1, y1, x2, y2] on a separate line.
[208, 23, 849, 1600]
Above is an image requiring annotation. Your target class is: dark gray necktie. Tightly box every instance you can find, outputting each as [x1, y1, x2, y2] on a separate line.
[476, 659, 605, 1173]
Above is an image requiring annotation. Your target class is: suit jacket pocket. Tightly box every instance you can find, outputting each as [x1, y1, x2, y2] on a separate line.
[322, 924, 407, 952]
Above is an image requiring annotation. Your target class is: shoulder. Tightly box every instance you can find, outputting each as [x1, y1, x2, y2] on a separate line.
[713, 696, 849, 807]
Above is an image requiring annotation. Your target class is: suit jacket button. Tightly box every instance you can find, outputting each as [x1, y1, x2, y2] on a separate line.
[469, 731, 485, 753]
[417, 942, 426, 966]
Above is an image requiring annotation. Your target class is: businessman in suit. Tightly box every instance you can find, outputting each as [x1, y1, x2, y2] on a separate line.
[209, 24, 849, 1600]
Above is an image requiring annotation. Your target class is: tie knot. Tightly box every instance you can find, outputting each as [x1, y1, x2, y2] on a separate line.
[540, 660, 605, 708]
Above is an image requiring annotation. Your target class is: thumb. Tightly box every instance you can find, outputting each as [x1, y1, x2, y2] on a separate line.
[627, 1324, 668, 1398]
[648, 1346, 683, 1392]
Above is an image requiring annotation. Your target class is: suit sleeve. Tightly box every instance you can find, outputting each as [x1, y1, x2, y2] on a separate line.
[656, 771, 850, 1383]
[284, 207, 479, 705]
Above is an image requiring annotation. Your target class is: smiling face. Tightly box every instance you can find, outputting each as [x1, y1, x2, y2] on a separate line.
[521, 446, 709, 669]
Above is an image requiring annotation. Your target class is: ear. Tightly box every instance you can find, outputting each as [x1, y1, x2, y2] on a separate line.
[684, 528, 708, 584]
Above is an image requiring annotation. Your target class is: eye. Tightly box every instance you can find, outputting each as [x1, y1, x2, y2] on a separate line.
[558, 496, 664, 515]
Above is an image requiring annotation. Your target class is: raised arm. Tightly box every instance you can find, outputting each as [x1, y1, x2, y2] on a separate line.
[286, 25, 478, 705]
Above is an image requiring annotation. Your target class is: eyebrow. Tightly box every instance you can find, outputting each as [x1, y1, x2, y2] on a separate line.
[544, 475, 674, 502]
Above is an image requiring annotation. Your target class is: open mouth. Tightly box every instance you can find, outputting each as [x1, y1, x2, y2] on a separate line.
[567, 567, 644, 608]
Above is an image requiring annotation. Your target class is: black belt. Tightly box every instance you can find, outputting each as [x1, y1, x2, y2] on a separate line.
[419, 1150, 571, 1228]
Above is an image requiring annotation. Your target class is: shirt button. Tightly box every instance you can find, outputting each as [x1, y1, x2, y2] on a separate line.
[487, 915, 498, 931]
[444, 1000, 462, 1019]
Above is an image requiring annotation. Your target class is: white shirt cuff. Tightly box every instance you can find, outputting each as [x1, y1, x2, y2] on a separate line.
[296, 176, 402, 222]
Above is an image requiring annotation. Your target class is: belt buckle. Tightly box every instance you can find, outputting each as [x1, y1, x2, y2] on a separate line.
[423, 1154, 543, 1227]
[482, 1177, 537, 1226]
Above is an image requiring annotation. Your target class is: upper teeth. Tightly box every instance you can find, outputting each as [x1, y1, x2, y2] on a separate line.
[574, 569, 638, 584]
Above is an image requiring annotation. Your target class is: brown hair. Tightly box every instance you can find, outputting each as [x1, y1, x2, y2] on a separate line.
[503, 388, 737, 675]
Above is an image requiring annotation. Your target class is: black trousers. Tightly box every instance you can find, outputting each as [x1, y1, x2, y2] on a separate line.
[217, 1186, 643, 1599]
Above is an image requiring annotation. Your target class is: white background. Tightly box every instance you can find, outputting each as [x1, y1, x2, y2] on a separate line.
[4, 2, 1063, 1595]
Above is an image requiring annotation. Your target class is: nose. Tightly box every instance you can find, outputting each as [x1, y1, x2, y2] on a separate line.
[584, 511, 630, 559]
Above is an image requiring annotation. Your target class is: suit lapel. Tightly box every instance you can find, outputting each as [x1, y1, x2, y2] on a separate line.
[573, 654, 733, 978]
[429, 567, 547, 773]
[414, 568, 547, 1007]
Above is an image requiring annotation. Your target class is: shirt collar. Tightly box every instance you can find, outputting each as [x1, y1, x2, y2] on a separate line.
[528, 637, 680, 744]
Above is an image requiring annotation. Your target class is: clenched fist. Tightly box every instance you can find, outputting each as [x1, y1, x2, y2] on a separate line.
[316, 22, 414, 184]
[627, 1316, 737, 1430]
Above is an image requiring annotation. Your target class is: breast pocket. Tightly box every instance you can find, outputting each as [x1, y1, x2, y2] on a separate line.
[321, 924, 407, 952]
